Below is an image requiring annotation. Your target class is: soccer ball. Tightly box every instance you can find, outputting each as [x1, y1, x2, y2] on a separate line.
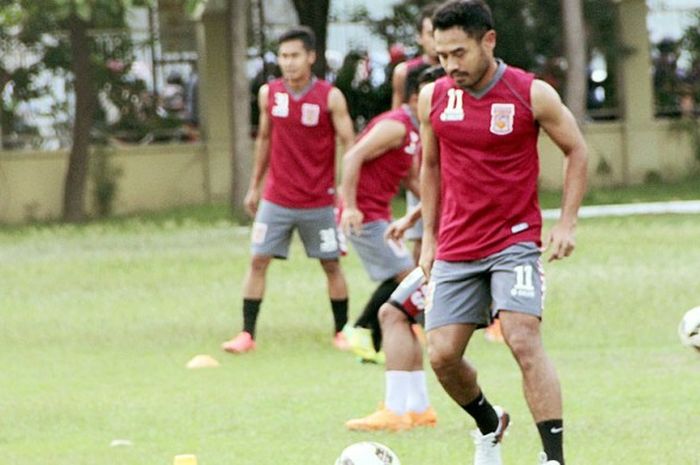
[678, 306, 700, 351]
[334, 442, 401, 465]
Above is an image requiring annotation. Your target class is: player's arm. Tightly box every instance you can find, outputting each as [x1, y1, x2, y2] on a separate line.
[244, 84, 272, 217]
[328, 87, 355, 154]
[532, 79, 589, 262]
[385, 201, 422, 242]
[339, 119, 407, 234]
[391, 62, 408, 109]
[417, 82, 439, 279]
[403, 156, 421, 197]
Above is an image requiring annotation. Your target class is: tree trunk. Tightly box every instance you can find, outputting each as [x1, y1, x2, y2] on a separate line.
[63, 15, 95, 222]
[291, 0, 330, 78]
[561, 0, 588, 123]
[230, 0, 252, 215]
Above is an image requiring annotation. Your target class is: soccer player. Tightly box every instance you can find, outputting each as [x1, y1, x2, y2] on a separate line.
[391, 3, 440, 110]
[419, 2, 588, 465]
[221, 26, 355, 354]
[391, 3, 440, 267]
[339, 64, 431, 363]
[344, 67, 444, 432]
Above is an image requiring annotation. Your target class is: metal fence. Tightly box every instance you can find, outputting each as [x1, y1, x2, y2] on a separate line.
[0, 19, 199, 152]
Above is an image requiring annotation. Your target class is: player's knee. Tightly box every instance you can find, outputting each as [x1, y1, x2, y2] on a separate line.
[378, 303, 405, 328]
[427, 341, 460, 375]
[250, 255, 272, 273]
[505, 328, 541, 371]
[320, 259, 341, 276]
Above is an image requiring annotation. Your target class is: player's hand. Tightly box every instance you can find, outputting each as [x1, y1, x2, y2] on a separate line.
[243, 188, 261, 217]
[419, 236, 436, 280]
[384, 215, 412, 242]
[541, 220, 576, 262]
[340, 207, 364, 236]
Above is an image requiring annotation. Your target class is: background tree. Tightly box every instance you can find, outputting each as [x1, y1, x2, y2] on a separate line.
[355, 0, 621, 120]
[291, 0, 330, 78]
[230, 0, 252, 215]
[0, 0, 149, 222]
[561, 0, 587, 121]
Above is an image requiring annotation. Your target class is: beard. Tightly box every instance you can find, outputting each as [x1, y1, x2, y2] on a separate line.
[451, 54, 492, 90]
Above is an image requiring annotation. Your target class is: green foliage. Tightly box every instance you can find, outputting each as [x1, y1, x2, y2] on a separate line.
[350, 0, 621, 120]
[0, 0, 183, 151]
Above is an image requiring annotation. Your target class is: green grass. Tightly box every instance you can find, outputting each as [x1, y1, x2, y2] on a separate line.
[1, 209, 700, 465]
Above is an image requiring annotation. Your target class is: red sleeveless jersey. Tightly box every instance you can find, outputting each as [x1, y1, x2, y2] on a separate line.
[263, 78, 336, 208]
[430, 64, 542, 261]
[355, 105, 420, 223]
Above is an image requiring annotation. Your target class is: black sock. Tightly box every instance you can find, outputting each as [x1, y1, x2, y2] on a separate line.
[331, 298, 348, 333]
[536, 419, 564, 464]
[354, 279, 399, 351]
[242, 299, 261, 338]
[461, 391, 499, 435]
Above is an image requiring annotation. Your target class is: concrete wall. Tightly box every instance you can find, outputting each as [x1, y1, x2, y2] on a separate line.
[538, 119, 698, 190]
[0, 143, 211, 224]
[1, 119, 697, 225]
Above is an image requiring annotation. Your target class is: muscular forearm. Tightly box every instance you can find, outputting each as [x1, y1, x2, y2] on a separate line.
[340, 154, 363, 209]
[420, 163, 440, 239]
[405, 203, 422, 227]
[249, 136, 270, 190]
[559, 147, 588, 225]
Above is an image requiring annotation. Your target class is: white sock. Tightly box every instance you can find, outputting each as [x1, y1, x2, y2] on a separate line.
[406, 370, 430, 413]
[385, 371, 410, 415]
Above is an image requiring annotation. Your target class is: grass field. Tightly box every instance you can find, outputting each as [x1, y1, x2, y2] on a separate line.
[1, 206, 700, 464]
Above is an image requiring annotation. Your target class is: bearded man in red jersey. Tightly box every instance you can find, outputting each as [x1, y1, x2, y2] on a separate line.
[419, 2, 588, 465]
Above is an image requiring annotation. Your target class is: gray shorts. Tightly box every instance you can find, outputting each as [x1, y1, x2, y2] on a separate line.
[348, 220, 415, 282]
[251, 200, 341, 260]
[425, 242, 545, 331]
[405, 190, 423, 241]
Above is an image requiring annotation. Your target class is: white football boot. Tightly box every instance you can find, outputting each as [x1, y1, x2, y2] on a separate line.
[471, 405, 510, 465]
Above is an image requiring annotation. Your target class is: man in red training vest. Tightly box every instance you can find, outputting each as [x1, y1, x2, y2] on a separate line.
[419, 2, 588, 465]
[222, 27, 355, 354]
[339, 64, 434, 364]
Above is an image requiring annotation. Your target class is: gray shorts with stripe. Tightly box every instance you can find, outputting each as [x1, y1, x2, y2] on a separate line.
[250, 200, 342, 260]
[347, 220, 415, 282]
[425, 242, 545, 331]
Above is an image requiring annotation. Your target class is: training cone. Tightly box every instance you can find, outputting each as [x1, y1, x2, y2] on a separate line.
[186, 354, 220, 369]
[173, 454, 197, 465]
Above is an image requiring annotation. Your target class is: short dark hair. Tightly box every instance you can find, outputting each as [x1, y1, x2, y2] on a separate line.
[416, 2, 439, 33]
[432, 0, 494, 40]
[277, 26, 316, 51]
[405, 63, 432, 99]
[418, 65, 446, 87]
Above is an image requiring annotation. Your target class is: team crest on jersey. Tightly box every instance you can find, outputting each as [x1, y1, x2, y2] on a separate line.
[490, 103, 515, 135]
[301, 103, 321, 126]
[271, 92, 289, 118]
[440, 88, 465, 121]
[404, 131, 419, 155]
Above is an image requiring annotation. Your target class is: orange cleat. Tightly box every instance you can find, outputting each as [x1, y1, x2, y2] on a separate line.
[345, 407, 412, 432]
[484, 319, 504, 343]
[221, 331, 256, 354]
[409, 406, 438, 428]
[333, 331, 352, 351]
